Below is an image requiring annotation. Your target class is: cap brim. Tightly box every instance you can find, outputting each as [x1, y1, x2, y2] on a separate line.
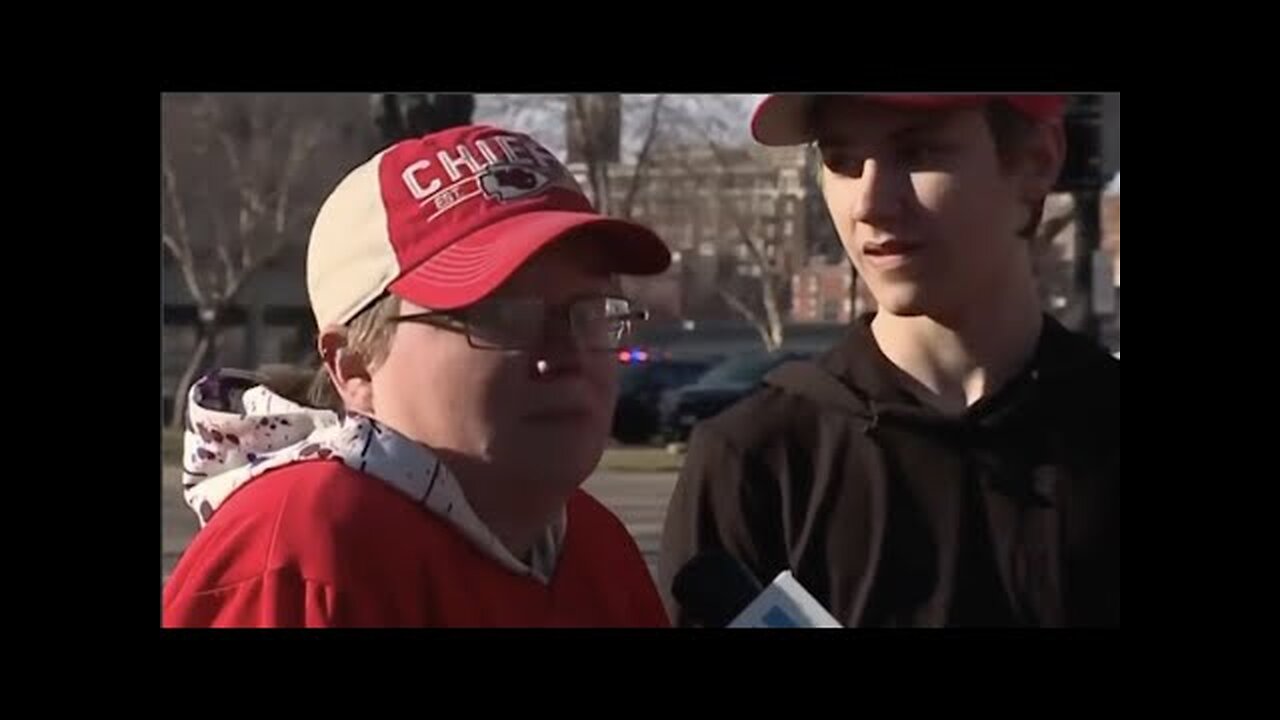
[389, 211, 671, 310]
[750, 94, 818, 146]
[752, 94, 992, 146]
[752, 94, 1067, 147]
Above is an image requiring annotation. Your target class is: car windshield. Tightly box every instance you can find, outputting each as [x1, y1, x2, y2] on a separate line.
[694, 352, 799, 387]
[620, 361, 710, 393]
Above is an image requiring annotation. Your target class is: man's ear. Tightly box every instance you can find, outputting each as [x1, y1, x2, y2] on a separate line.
[1019, 120, 1067, 203]
[318, 325, 374, 414]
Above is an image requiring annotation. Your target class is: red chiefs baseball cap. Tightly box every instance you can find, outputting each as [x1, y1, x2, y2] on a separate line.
[307, 124, 671, 327]
[750, 94, 1069, 146]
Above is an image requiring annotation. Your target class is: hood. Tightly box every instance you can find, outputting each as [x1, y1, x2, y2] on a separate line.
[178, 368, 565, 583]
[763, 314, 1118, 513]
[763, 314, 1114, 435]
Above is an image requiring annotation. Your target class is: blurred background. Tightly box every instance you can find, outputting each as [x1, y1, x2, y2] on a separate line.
[161, 93, 1119, 579]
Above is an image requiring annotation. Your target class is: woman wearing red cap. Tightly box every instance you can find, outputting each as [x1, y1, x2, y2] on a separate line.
[164, 125, 672, 627]
[660, 95, 1120, 627]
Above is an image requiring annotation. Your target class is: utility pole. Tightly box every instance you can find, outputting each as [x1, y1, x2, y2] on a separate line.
[1057, 94, 1107, 340]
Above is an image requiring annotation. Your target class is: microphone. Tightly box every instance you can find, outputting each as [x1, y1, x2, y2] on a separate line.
[672, 551, 842, 628]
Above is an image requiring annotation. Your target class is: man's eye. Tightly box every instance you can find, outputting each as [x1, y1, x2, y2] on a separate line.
[899, 143, 949, 167]
[822, 152, 864, 177]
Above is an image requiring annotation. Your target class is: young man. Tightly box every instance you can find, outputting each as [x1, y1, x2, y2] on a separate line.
[164, 124, 673, 627]
[658, 95, 1120, 627]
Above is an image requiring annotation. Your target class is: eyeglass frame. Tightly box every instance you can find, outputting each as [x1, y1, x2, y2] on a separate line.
[387, 293, 650, 352]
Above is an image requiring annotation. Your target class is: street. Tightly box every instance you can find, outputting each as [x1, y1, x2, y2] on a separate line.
[162, 466, 679, 584]
[583, 471, 678, 580]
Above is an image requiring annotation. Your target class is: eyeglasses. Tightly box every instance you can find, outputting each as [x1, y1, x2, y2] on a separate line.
[389, 294, 649, 351]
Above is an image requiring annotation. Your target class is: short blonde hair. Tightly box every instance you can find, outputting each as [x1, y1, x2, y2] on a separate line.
[307, 292, 402, 411]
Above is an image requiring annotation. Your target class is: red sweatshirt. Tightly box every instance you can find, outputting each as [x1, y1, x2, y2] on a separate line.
[163, 459, 669, 627]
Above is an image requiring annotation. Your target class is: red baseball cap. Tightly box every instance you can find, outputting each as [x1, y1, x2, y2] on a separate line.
[307, 124, 671, 327]
[750, 94, 1069, 146]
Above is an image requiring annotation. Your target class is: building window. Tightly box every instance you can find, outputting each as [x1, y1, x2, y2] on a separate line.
[823, 301, 840, 321]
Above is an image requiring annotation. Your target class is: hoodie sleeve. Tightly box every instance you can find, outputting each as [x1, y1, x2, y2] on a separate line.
[657, 422, 787, 627]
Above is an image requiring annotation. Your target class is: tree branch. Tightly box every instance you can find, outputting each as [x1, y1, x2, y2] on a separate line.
[214, 108, 265, 222]
[161, 232, 183, 259]
[718, 286, 764, 329]
[620, 94, 665, 220]
[680, 123, 773, 271]
[217, 243, 236, 301]
[661, 110, 789, 350]
[718, 287, 776, 350]
[275, 128, 307, 235]
[706, 144, 771, 271]
[206, 95, 251, 214]
[272, 124, 321, 256]
[161, 145, 206, 308]
[569, 95, 613, 214]
[664, 140, 768, 271]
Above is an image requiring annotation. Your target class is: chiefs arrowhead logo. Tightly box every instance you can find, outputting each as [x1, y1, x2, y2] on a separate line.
[480, 164, 555, 201]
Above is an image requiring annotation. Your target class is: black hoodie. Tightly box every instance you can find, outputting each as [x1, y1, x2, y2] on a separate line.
[657, 315, 1120, 627]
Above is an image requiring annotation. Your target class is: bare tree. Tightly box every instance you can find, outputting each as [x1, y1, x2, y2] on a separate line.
[660, 100, 793, 351]
[481, 93, 675, 318]
[161, 93, 344, 428]
[706, 154, 789, 351]
[566, 94, 790, 346]
[618, 97, 666, 220]
[477, 94, 792, 346]
[568, 95, 617, 216]
[479, 93, 669, 219]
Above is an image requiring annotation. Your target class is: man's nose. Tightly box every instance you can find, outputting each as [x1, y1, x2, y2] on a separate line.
[850, 157, 908, 227]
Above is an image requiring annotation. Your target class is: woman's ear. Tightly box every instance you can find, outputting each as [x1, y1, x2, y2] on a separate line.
[318, 326, 374, 414]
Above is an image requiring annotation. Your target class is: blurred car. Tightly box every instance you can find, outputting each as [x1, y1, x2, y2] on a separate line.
[658, 350, 810, 444]
[611, 357, 714, 444]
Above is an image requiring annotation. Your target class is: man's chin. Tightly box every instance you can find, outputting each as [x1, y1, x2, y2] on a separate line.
[871, 293, 932, 318]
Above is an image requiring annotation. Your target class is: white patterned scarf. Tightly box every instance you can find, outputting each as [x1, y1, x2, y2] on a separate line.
[178, 369, 564, 583]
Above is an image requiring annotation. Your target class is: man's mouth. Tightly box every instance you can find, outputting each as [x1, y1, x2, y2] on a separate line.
[864, 239, 922, 257]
